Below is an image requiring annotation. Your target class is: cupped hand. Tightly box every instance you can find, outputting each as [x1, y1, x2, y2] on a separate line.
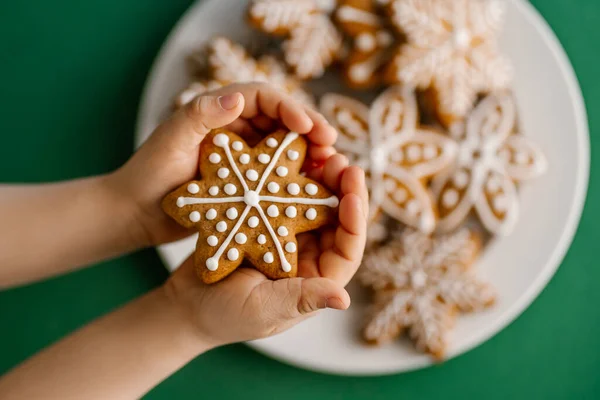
[110, 82, 338, 247]
[163, 155, 369, 347]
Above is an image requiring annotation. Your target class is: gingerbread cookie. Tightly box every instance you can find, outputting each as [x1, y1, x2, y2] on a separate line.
[384, 0, 513, 126]
[162, 129, 340, 284]
[175, 37, 313, 108]
[320, 85, 457, 234]
[248, 0, 343, 79]
[335, 0, 395, 88]
[360, 227, 495, 359]
[431, 92, 547, 236]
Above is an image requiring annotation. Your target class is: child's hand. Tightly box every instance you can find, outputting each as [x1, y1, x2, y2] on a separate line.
[163, 154, 368, 347]
[110, 82, 338, 247]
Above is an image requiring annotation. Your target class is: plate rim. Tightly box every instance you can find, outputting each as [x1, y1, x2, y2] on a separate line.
[135, 0, 590, 376]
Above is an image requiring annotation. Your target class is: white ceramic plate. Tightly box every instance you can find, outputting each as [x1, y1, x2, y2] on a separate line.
[135, 0, 589, 375]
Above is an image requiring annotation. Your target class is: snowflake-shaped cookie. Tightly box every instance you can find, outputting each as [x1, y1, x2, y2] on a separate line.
[175, 37, 313, 108]
[320, 85, 457, 233]
[360, 227, 495, 358]
[384, 0, 513, 126]
[248, 0, 343, 79]
[432, 92, 547, 236]
[162, 129, 339, 284]
[335, 0, 395, 88]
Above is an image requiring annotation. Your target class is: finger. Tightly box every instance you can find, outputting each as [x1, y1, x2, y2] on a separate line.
[250, 114, 277, 132]
[226, 119, 260, 138]
[260, 277, 350, 321]
[305, 165, 324, 181]
[319, 193, 367, 286]
[340, 166, 369, 219]
[308, 145, 337, 162]
[322, 154, 349, 192]
[297, 234, 320, 278]
[258, 90, 314, 133]
[304, 107, 338, 146]
[152, 92, 244, 152]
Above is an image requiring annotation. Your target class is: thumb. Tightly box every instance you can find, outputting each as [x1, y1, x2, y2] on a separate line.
[264, 277, 351, 321]
[155, 92, 245, 151]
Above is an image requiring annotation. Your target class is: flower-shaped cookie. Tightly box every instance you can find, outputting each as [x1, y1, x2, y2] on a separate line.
[175, 37, 313, 108]
[248, 0, 343, 79]
[162, 130, 339, 284]
[320, 85, 457, 233]
[360, 227, 495, 358]
[432, 92, 547, 235]
[335, 0, 395, 88]
[384, 0, 513, 126]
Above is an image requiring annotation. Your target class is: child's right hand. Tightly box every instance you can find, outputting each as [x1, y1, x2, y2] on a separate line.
[162, 153, 368, 348]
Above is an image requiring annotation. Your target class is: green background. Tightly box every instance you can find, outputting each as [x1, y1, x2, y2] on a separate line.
[0, 0, 597, 398]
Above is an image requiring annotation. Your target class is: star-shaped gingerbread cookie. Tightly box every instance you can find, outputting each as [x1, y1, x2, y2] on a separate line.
[162, 129, 340, 284]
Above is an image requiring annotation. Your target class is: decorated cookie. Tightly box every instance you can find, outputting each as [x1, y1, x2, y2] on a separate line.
[320, 85, 457, 234]
[360, 227, 495, 359]
[335, 0, 395, 88]
[248, 0, 343, 79]
[384, 0, 513, 126]
[175, 37, 313, 108]
[162, 129, 340, 284]
[431, 92, 546, 236]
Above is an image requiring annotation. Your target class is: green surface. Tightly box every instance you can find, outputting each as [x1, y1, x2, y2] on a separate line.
[0, 0, 597, 398]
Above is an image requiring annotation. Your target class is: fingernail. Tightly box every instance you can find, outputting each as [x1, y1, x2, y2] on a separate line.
[326, 297, 347, 310]
[218, 94, 240, 110]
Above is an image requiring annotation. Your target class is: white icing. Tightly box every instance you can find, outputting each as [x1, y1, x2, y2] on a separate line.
[319, 86, 457, 233]
[257, 234, 267, 245]
[187, 183, 200, 194]
[207, 236, 218, 247]
[442, 189, 459, 208]
[267, 138, 279, 148]
[337, 5, 380, 26]
[227, 248, 239, 261]
[406, 144, 421, 162]
[224, 183, 237, 195]
[277, 226, 288, 237]
[235, 233, 247, 244]
[232, 141, 243, 151]
[209, 153, 221, 164]
[267, 182, 280, 193]
[453, 171, 469, 189]
[405, 199, 419, 216]
[431, 93, 545, 235]
[258, 154, 271, 164]
[287, 150, 299, 161]
[248, 216, 259, 228]
[263, 252, 274, 264]
[287, 183, 300, 195]
[285, 206, 297, 218]
[239, 154, 250, 164]
[276, 166, 288, 177]
[285, 242, 297, 253]
[189, 211, 201, 222]
[305, 208, 317, 220]
[174, 132, 340, 272]
[267, 205, 279, 217]
[206, 209, 217, 220]
[423, 145, 437, 160]
[389, 0, 512, 118]
[305, 183, 318, 195]
[217, 168, 230, 178]
[226, 207, 238, 220]
[246, 169, 259, 181]
[356, 32, 376, 52]
[208, 186, 219, 196]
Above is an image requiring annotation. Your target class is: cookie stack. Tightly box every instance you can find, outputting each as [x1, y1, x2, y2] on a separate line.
[173, 0, 547, 359]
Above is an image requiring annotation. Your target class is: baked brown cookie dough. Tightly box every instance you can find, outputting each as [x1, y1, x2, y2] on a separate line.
[162, 129, 339, 284]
